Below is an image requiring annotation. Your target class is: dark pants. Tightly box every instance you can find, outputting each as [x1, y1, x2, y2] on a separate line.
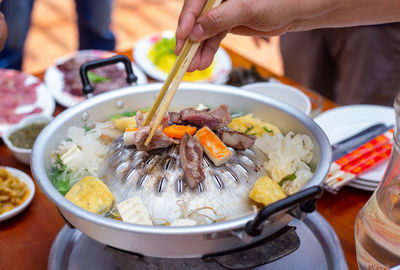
[0, 0, 116, 70]
[280, 24, 400, 106]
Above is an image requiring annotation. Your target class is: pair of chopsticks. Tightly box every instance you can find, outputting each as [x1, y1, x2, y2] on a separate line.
[143, 0, 223, 146]
[324, 128, 394, 193]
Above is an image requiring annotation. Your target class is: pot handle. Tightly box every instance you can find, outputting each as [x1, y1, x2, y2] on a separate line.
[245, 185, 323, 237]
[79, 55, 138, 99]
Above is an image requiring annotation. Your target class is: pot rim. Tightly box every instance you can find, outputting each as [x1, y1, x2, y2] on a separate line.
[31, 82, 331, 235]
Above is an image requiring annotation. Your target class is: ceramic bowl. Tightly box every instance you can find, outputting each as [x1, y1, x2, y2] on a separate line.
[0, 167, 35, 221]
[241, 82, 312, 115]
[2, 114, 52, 165]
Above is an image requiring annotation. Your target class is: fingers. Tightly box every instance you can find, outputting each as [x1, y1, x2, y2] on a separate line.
[190, 0, 252, 42]
[187, 30, 228, 72]
[0, 13, 7, 51]
[175, 0, 207, 54]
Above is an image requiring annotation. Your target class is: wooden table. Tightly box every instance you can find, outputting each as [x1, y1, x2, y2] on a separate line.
[0, 48, 371, 270]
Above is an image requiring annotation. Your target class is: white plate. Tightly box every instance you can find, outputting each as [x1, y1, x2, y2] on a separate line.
[0, 167, 35, 221]
[241, 82, 312, 115]
[45, 50, 148, 108]
[314, 105, 394, 191]
[133, 31, 232, 84]
[0, 69, 55, 136]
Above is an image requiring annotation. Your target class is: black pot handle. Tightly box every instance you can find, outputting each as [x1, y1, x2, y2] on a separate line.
[245, 185, 323, 237]
[79, 54, 138, 99]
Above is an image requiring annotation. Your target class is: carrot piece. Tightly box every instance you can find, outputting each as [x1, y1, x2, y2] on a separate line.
[163, 125, 197, 139]
[194, 126, 232, 166]
[125, 127, 139, 132]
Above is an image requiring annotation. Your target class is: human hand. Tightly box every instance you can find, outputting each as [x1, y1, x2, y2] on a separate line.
[175, 0, 296, 71]
[175, 0, 400, 72]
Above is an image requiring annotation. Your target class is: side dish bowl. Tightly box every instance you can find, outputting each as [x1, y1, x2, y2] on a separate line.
[31, 83, 331, 258]
[3, 114, 52, 165]
[0, 167, 35, 221]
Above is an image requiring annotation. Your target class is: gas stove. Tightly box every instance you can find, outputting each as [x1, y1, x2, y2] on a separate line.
[48, 212, 347, 270]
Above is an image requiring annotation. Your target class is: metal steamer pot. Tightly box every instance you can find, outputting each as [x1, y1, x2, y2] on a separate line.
[31, 56, 331, 258]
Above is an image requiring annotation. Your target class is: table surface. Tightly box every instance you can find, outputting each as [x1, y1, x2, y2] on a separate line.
[0, 48, 372, 270]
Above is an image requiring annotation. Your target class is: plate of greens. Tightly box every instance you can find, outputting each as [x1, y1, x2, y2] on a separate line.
[133, 31, 232, 84]
[45, 50, 147, 108]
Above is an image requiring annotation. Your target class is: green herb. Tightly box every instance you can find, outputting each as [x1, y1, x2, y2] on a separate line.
[244, 125, 254, 134]
[66, 138, 72, 142]
[279, 173, 296, 187]
[109, 107, 150, 121]
[87, 71, 110, 83]
[83, 124, 91, 132]
[263, 126, 273, 134]
[50, 155, 71, 195]
[105, 212, 121, 220]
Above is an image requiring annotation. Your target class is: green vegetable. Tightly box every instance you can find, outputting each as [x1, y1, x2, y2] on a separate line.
[50, 155, 72, 195]
[109, 107, 150, 121]
[150, 37, 176, 64]
[83, 124, 91, 132]
[263, 126, 273, 134]
[244, 125, 254, 134]
[279, 173, 296, 187]
[87, 71, 110, 83]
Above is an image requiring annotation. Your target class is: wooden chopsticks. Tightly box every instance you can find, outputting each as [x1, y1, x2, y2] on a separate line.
[324, 128, 394, 193]
[144, 0, 222, 146]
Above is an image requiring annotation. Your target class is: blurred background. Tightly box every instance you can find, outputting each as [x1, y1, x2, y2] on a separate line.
[24, 0, 283, 75]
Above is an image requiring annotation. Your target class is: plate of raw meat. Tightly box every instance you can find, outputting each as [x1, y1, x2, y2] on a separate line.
[0, 69, 55, 136]
[44, 50, 147, 108]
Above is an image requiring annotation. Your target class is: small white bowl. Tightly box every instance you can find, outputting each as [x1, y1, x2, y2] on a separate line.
[2, 114, 52, 165]
[241, 82, 312, 115]
[0, 167, 35, 221]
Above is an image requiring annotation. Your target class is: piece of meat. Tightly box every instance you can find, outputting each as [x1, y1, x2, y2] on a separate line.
[57, 55, 129, 97]
[179, 133, 205, 189]
[136, 110, 145, 127]
[218, 129, 256, 150]
[168, 112, 184, 125]
[180, 104, 231, 130]
[124, 126, 176, 151]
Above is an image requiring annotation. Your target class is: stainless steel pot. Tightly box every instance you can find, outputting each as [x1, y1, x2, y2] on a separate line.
[31, 58, 331, 258]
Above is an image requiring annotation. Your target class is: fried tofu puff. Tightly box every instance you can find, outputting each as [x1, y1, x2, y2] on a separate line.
[65, 176, 114, 215]
[249, 176, 286, 206]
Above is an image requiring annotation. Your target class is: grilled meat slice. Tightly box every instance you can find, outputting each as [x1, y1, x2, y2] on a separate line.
[218, 129, 256, 150]
[136, 110, 145, 127]
[179, 133, 205, 189]
[168, 112, 185, 125]
[125, 126, 176, 151]
[180, 104, 231, 130]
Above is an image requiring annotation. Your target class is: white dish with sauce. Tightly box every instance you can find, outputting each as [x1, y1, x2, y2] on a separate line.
[2, 114, 52, 165]
[0, 167, 35, 222]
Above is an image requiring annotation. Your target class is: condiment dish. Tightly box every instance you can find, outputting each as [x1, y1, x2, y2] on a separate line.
[241, 82, 312, 115]
[0, 167, 35, 221]
[2, 114, 52, 165]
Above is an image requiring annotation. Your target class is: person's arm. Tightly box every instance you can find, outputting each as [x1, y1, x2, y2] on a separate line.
[0, 7, 8, 51]
[175, 0, 400, 71]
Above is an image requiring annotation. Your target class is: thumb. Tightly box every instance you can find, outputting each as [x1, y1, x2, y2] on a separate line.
[190, 0, 251, 42]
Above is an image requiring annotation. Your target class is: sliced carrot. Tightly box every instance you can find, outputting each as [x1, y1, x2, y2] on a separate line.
[125, 127, 139, 132]
[163, 125, 197, 139]
[194, 126, 232, 166]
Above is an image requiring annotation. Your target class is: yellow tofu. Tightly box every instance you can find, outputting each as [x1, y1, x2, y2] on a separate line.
[113, 116, 137, 131]
[228, 114, 280, 137]
[249, 176, 286, 206]
[65, 176, 114, 215]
